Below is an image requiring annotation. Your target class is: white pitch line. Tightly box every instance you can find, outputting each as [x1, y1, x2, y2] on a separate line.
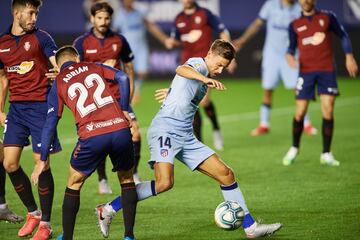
[23, 96, 360, 150]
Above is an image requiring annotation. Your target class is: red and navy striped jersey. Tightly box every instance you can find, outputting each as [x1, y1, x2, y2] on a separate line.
[288, 10, 352, 73]
[172, 4, 227, 64]
[48, 62, 130, 140]
[0, 27, 57, 101]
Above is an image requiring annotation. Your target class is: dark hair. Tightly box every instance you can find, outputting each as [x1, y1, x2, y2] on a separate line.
[210, 39, 236, 61]
[90, 1, 114, 16]
[12, 0, 42, 10]
[55, 45, 79, 65]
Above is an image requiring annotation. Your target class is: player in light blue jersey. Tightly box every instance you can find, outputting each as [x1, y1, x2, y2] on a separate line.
[94, 40, 282, 239]
[112, 0, 169, 104]
[233, 0, 317, 136]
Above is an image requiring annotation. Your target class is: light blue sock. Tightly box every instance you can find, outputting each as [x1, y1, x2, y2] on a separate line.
[304, 113, 311, 125]
[260, 104, 271, 127]
[221, 182, 255, 228]
[110, 181, 157, 213]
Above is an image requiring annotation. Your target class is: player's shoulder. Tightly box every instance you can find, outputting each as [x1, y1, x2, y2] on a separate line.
[34, 28, 54, 39]
[186, 57, 206, 72]
[73, 32, 92, 44]
[318, 9, 336, 18]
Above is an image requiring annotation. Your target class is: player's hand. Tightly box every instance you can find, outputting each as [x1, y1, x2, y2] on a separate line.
[227, 59, 237, 74]
[45, 67, 59, 80]
[345, 54, 358, 78]
[123, 111, 133, 128]
[31, 161, 46, 186]
[0, 112, 6, 127]
[154, 88, 169, 103]
[286, 54, 298, 69]
[204, 78, 226, 91]
[103, 59, 117, 68]
[232, 38, 245, 52]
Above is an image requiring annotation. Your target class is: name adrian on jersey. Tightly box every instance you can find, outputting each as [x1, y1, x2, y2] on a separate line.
[63, 66, 89, 83]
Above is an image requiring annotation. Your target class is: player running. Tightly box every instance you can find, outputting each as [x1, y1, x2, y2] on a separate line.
[31, 46, 138, 240]
[282, 0, 358, 166]
[0, 0, 61, 238]
[233, 0, 317, 136]
[95, 39, 282, 239]
[74, 1, 142, 191]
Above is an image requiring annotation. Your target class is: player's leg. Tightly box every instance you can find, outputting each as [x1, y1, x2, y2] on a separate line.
[200, 90, 224, 150]
[251, 59, 279, 136]
[281, 60, 317, 135]
[61, 166, 87, 240]
[130, 117, 142, 184]
[31, 153, 54, 240]
[97, 158, 112, 194]
[4, 146, 41, 237]
[196, 154, 282, 238]
[0, 141, 24, 223]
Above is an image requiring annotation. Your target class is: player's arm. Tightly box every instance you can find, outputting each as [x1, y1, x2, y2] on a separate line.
[165, 23, 182, 49]
[32, 82, 62, 185]
[36, 30, 59, 80]
[118, 36, 136, 101]
[144, 18, 169, 45]
[232, 18, 264, 52]
[176, 65, 225, 90]
[114, 71, 132, 126]
[328, 12, 358, 77]
[0, 69, 9, 126]
[286, 22, 298, 69]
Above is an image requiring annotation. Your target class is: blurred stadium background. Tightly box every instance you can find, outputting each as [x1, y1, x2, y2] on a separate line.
[0, 1, 359, 239]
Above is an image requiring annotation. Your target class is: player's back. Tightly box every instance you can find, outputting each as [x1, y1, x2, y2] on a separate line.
[260, 0, 301, 55]
[150, 57, 208, 133]
[55, 62, 129, 139]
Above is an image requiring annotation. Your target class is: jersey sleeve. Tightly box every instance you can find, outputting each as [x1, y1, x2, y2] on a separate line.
[35, 30, 58, 59]
[287, 22, 297, 55]
[328, 11, 353, 54]
[186, 58, 209, 76]
[118, 35, 134, 63]
[40, 81, 63, 161]
[114, 71, 130, 111]
[258, 0, 272, 21]
[0, 60, 3, 69]
[204, 8, 227, 34]
[73, 35, 85, 61]
[171, 15, 181, 40]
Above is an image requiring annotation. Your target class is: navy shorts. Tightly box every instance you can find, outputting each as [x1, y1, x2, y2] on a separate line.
[296, 71, 339, 100]
[70, 128, 134, 176]
[3, 102, 61, 154]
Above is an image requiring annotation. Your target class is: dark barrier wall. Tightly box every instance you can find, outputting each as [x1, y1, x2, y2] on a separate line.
[1, 0, 359, 77]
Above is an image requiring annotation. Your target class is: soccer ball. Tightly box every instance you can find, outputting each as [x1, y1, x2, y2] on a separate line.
[214, 201, 244, 230]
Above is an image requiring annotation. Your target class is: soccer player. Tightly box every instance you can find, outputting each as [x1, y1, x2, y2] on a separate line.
[95, 39, 282, 239]
[282, 0, 358, 166]
[112, 0, 170, 105]
[31, 46, 138, 240]
[0, 141, 24, 223]
[73, 1, 142, 191]
[165, 0, 236, 150]
[0, 0, 61, 238]
[233, 0, 317, 136]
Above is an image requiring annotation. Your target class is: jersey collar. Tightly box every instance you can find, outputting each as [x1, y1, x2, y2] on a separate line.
[61, 61, 76, 71]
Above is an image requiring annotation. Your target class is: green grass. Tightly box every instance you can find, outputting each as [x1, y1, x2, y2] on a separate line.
[1, 78, 359, 240]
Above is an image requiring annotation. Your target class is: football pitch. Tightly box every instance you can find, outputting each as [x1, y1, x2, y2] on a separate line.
[1, 78, 359, 240]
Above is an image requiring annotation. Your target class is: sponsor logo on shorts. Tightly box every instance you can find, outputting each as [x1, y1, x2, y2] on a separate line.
[85, 117, 125, 132]
[160, 149, 168, 157]
[327, 87, 339, 94]
[7, 61, 34, 74]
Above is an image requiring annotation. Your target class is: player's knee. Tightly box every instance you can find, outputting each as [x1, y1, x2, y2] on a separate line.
[3, 160, 20, 173]
[156, 178, 174, 193]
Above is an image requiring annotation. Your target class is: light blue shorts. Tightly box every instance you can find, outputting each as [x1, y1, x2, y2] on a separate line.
[132, 45, 149, 73]
[147, 128, 215, 171]
[262, 55, 299, 90]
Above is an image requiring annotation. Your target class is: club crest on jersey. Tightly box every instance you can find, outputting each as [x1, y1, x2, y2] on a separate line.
[7, 61, 34, 74]
[112, 44, 117, 52]
[160, 149, 168, 157]
[319, 19, 325, 27]
[24, 41, 31, 51]
[195, 16, 202, 24]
